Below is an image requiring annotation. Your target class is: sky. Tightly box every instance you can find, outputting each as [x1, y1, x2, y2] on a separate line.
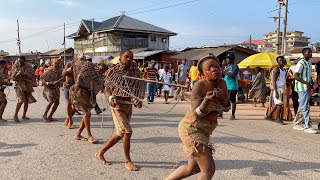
[0, 0, 319, 54]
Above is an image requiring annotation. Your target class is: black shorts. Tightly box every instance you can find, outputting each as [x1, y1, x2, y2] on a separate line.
[228, 90, 238, 103]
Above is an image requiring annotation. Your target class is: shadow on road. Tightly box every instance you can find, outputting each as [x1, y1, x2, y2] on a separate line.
[0, 142, 37, 157]
[216, 159, 320, 177]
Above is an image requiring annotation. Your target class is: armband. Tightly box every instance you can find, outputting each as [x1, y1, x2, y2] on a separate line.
[108, 95, 115, 103]
[195, 107, 209, 117]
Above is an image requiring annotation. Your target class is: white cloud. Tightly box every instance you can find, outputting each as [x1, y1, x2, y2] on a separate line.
[55, 0, 79, 8]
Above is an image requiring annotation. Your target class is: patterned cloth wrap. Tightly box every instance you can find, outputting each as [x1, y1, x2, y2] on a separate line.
[179, 98, 230, 156]
[0, 68, 10, 102]
[70, 61, 103, 110]
[40, 67, 62, 103]
[11, 62, 37, 104]
[105, 62, 145, 99]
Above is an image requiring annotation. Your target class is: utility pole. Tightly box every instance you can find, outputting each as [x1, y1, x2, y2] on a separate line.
[249, 35, 252, 50]
[91, 18, 95, 56]
[276, 1, 283, 55]
[63, 22, 66, 65]
[17, 19, 21, 56]
[282, 0, 289, 55]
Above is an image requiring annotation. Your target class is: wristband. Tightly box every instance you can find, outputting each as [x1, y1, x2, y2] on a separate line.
[108, 95, 115, 103]
[195, 107, 208, 117]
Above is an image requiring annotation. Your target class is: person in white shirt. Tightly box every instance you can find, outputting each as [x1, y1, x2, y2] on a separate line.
[266, 56, 287, 124]
[157, 64, 165, 97]
[160, 66, 172, 104]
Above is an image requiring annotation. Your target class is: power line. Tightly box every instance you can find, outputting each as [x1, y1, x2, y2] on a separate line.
[128, 0, 201, 15]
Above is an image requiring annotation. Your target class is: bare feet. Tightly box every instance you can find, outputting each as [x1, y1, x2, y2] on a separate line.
[64, 118, 68, 126]
[125, 162, 138, 171]
[88, 136, 97, 144]
[95, 152, 111, 165]
[43, 115, 50, 123]
[13, 116, 20, 123]
[74, 135, 88, 141]
[22, 116, 30, 120]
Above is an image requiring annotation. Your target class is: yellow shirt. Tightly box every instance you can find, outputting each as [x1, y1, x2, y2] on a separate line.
[189, 66, 200, 81]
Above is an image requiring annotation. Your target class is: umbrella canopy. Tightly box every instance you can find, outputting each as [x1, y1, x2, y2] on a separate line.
[238, 52, 291, 69]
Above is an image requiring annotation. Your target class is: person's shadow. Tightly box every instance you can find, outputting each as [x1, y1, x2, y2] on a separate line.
[0, 142, 37, 157]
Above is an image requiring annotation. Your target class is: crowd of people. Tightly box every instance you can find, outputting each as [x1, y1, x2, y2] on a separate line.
[0, 47, 319, 179]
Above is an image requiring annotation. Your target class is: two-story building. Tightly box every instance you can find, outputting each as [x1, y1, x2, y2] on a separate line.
[67, 14, 177, 57]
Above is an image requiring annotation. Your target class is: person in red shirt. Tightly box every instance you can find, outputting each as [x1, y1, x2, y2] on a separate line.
[145, 62, 158, 104]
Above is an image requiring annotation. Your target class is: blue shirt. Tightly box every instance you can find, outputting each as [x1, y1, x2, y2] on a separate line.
[224, 64, 239, 90]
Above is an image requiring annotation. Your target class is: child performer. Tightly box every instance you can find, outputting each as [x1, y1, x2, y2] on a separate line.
[160, 65, 172, 104]
[165, 55, 230, 180]
[40, 59, 63, 122]
[95, 50, 144, 171]
[0, 60, 12, 121]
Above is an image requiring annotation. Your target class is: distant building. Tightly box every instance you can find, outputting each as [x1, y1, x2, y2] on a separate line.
[0, 50, 9, 57]
[239, 40, 273, 52]
[264, 31, 310, 52]
[67, 14, 177, 58]
[171, 45, 258, 67]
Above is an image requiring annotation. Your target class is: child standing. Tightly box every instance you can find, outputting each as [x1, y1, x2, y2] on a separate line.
[165, 55, 230, 180]
[160, 66, 172, 104]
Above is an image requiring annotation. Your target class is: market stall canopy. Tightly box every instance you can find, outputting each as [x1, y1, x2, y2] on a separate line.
[238, 52, 291, 69]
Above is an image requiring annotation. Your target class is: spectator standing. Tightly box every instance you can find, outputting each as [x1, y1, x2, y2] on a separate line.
[189, 60, 200, 90]
[145, 62, 158, 104]
[157, 64, 165, 97]
[223, 53, 239, 120]
[169, 63, 175, 98]
[250, 67, 266, 107]
[293, 48, 318, 134]
[175, 59, 188, 101]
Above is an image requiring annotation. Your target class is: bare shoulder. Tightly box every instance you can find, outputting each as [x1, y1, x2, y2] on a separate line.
[191, 80, 206, 99]
[218, 79, 227, 89]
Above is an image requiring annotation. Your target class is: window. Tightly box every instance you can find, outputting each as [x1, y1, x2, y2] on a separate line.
[151, 36, 156, 42]
[162, 38, 167, 43]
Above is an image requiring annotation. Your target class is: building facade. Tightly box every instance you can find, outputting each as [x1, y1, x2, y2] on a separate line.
[240, 40, 273, 52]
[67, 15, 177, 57]
[264, 31, 310, 52]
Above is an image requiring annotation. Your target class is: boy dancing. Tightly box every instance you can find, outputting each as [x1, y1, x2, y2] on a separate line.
[95, 50, 144, 171]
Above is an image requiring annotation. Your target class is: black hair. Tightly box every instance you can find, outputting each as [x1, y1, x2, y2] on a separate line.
[302, 47, 312, 54]
[256, 66, 263, 72]
[0, 60, 6, 65]
[198, 55, 219, 75]
[120, 50, 133, 56]
[276, 56, 285, 61]
[19, 56, 26, 61]
[226, 53, 235, 61]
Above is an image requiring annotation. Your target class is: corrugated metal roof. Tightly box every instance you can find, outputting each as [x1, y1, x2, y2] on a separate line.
[134, 50, 164, 59]
[68, 15, 177, 38]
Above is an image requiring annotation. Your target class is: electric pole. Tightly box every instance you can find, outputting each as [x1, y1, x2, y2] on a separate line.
[91, 18, 95, 56]
[17, 19, 21, 56]
[276, 1, 282, 55]
[282, 0, 289, 55]
[249, 35, 252, 50]
[63, 22, 66, 65]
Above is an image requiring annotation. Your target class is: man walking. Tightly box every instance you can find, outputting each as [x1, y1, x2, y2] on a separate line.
[175, 59, 188, 101]
[223, 53, 239, 120]
[145, 61, 158, 104]
[293, 48, 318, 134]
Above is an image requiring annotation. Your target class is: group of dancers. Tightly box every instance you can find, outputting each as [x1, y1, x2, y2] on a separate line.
[0, 51, 230, 179]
